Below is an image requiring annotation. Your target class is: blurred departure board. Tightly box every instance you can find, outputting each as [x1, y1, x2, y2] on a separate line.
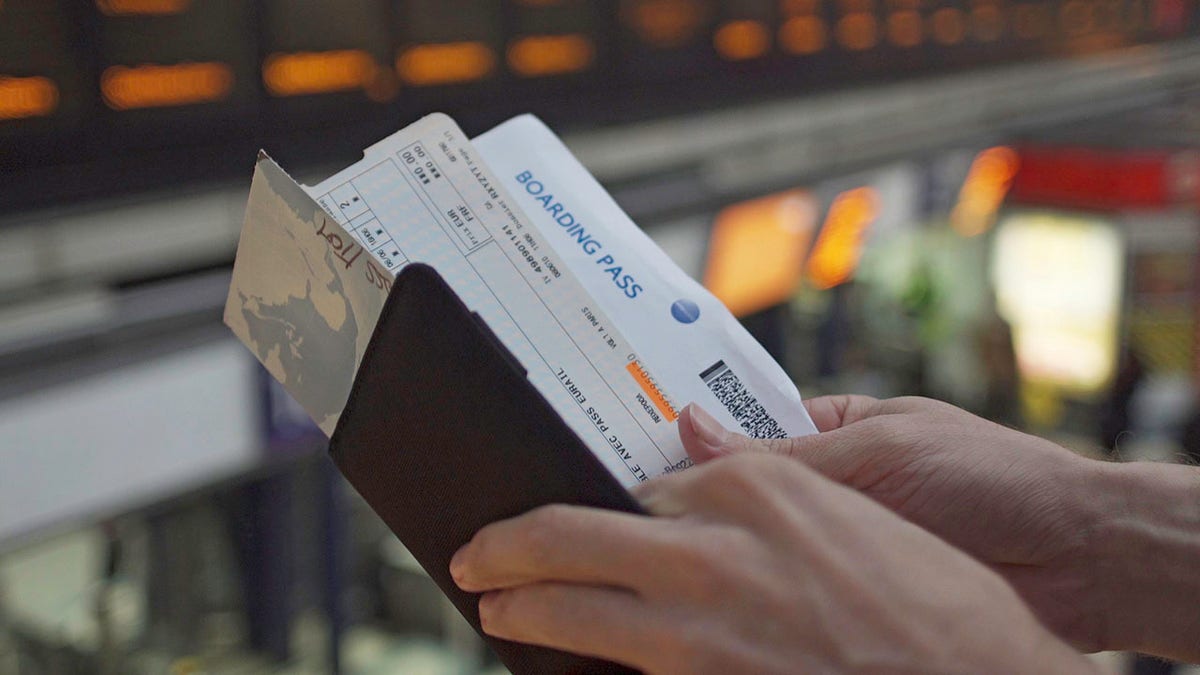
[96, 0, 258, 147]
[261, 0, 393, 102]
[0, 1, 87, 146]
[507, 0, 602, 78]
[0, 0, 1196, 211]
[396, 1, 504, 87]
[619, 0, 720, 79]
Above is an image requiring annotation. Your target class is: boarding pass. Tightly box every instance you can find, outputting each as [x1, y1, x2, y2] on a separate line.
[225, 113, 815, 488]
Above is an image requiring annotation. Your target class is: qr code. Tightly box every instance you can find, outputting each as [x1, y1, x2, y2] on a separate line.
[699, 360, 788, 439]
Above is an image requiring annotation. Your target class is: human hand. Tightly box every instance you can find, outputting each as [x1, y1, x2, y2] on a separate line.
[450, 452, 1093, 674]
[681, 396, 1200, 660]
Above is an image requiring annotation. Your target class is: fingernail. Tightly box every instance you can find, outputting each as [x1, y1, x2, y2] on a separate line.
[449, 546, 469, 584]
[478, 592, 498, 633]
[688, 404, 729, 453]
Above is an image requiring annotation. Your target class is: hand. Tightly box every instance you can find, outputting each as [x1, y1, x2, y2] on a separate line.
[450, 452, 1092, 674]
[682, 396, 1200, 661]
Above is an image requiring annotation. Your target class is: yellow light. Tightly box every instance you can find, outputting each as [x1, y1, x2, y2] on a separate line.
[931, 7, 967, 44]
[703, 190, 818, 317]
[397, 42, 496, 86]
[507, 34, 594, 77]
[836, 12, 879, 51]
[805, 187, 880, 290]
[623, 0, 707, 48]
[780, 15, 827, 54]
[951, 146, 1019, 237]
[714, 20, 771, 61]
[992, 213, 1123, 394]
[263, 50, 377, 97]
[0, 76, 59, 120]
[96, 0, 189, 16]
[887, 10, 923, 46]
[101, 62, 232, 110]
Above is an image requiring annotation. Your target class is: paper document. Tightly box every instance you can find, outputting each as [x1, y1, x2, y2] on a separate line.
[475, 116, 816, 444]
[225, 113, 814, 488]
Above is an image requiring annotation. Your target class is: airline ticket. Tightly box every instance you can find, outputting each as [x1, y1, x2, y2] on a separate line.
[225, 113, 814, 488]
[474, 116, 816, 446]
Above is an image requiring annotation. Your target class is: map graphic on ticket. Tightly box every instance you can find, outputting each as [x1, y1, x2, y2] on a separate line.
[225, 113, 815, 488]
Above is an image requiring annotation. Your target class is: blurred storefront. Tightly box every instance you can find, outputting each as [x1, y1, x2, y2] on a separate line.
[692, 106, 1200, 455]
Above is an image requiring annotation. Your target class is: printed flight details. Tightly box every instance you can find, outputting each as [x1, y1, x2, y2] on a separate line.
[225, 113, 815, 489]
[306, 113, 684, 484]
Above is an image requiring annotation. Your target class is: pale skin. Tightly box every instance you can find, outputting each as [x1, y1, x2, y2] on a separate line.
[450, 396, 1200, 673]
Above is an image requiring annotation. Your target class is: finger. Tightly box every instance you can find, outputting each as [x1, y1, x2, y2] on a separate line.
[676, 403, 814, 465]
[733, 420, 898, 487]
[479, 582, 665, 671]
[804, 395, 947, 432]
[636, 450, 816, 513]
[677, 403, 733, 464]
[783, 397, 963, 483]
[678, 402, 828, 463]
[679, 396, 894, 464]
[450, 504, 669, 593]
[802, 394, 888, 431]
[628, 471, 693, 517]
[678, 400, 905, 486]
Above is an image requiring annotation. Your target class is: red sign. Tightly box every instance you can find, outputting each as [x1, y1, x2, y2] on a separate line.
[1010, 146, 1199, 211]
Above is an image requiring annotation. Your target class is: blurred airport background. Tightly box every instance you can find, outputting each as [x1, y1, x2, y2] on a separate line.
[1, 1, 1199, 673]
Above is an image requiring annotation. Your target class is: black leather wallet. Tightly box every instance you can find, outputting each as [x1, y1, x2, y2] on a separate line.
[329, 263, 644, 674]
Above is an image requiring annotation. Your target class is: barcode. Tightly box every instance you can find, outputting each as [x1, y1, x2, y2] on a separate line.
[699, 360, 788, 439]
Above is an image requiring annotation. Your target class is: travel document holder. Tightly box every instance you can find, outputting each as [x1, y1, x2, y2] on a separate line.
[329, 262, 644, 675]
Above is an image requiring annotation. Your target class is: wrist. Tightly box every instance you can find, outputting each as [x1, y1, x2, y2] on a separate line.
[1088, 460, 1200, 659]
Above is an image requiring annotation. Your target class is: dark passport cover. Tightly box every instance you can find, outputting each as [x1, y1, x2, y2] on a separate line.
[329, 263, 644, 674]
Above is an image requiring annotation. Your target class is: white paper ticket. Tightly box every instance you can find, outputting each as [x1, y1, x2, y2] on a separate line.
[474, 116, 816, 445]
[305, 113, 699, 485]
[226, 113, 815, 489]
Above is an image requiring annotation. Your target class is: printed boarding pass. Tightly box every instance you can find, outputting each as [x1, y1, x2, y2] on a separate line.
[225, 113, 815, 488]
[474, 116, 817, 447]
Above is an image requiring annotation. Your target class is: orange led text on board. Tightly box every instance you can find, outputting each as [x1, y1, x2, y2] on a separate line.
[397, 42, 496, 86]
[780, 15, 828, 53]
[96, 0, 189, 16]
[508, 34, 595, 76]
[0, 76, 59, 120]
[714, 20, 771, 60]
[836, 12, 878, 50]
[622, 0, 709, 48]
[101, 62, 232, 110]
[263, 50, 377, 97]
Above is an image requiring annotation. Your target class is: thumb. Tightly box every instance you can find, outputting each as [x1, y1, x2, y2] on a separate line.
[679, 403, 797, 464]
[678, 403, 879, 486]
